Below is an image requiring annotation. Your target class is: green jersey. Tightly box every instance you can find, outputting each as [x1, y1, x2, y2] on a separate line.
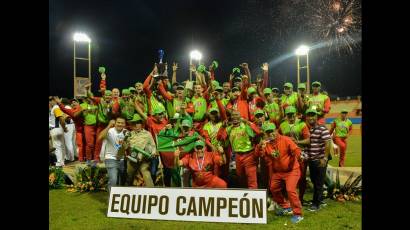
[191, 95, 207, 121]
[80, 102, 98, 125]
[119, 98, 135, 121]
[203, 121, 223, 148]
[334, 118, 352, 138]
[96, 99, 115, 124]
[227, 122, 255, 153]
[209, 97, 229, 113]
[279, 119, 307, 140]
[264, 101, 280, 122]
[280, 92, 298, 107]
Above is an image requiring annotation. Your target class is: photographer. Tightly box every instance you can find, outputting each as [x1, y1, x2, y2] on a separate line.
[119, 114, 157, 187]
[97, 117, 127, 192]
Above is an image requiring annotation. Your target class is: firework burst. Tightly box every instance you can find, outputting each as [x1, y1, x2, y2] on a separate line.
[307, 0, 362, 54]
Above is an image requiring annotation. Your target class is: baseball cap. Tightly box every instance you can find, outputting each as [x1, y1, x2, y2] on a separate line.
[341, 109, 349, 113]
[254, 109, 265, 116]
[233, 77, 242, 82]
[263, 88, 272, 95]
[181, 119, 192, 128]
[195, 140, 205, 148]
[247, 87, 257, 95]
[135, 82, 143, 87]
[305, 108, 319, 115]
[284, 82, 293, 88]
[312, 81, 321, 87]
[129, 113, 143, 123]
[153, 107, 165, 115]
[176, 85, 185, 90]
[285, 106, 297, 114]
[104, 90, 112, 96]
[212, 80, 220, 88]
[272, 87, 279, 92]
[232, 87, 240, 92]
[129, 87, 136, 92]
[215, 86, 224, 92]
[209, 107, 219, 114]
[298, 83, 306, 89]
[262, 123, 276, 132]
[122, 89, 131, 96]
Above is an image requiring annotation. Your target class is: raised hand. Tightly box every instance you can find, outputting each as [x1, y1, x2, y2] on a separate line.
[172, 62, 178, 72]
[101, 73, 106, 80]
[262, 63, 269, 71]
[53, 96, 62, 104]
[190, 64, 197, 73]
[108, 119, 116, 128]
[239, 63, 249, 69]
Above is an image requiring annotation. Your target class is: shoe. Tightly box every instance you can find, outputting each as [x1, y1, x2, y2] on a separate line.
[320, 201, 327, 207]
[308, 205, 320, 212]
[290, 215, 304, 224]
[276, 207, 293, 216]
[301, 200, 312, 206]
[268, 202, 276, 211]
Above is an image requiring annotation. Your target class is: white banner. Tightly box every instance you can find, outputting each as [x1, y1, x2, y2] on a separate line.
[107, 187, 267, 224]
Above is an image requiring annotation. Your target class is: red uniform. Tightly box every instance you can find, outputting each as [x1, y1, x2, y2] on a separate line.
[181, 151, 227, 188]
[255, 134, 303, 216]
[58, 103, 85, 161]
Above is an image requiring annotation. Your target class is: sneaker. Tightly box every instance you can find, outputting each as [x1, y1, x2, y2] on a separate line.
[308, 205, 320, 212]
[276, 207, 293, 216]
[290, 215, 304, 224]
[267, 202, 276, 211]
[301, 200, 312, 206]
[320, 201, 327, 207]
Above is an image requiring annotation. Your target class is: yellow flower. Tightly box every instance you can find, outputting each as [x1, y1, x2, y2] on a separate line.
[49, 173, 56, 183]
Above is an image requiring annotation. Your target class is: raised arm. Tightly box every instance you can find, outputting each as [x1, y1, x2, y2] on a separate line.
[97, 120, 115, 142]
[172, 62, 178, 85]
[157, 81, 174, 101]
[261, 63, 268, 89]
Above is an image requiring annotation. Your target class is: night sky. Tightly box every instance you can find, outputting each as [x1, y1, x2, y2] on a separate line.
[49, 0, 361, 98]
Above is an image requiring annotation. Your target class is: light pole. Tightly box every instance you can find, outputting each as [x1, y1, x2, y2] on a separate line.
[73, 32, 92, 98]
[295, 45, 310, 94]
[189, 50, 202, 81]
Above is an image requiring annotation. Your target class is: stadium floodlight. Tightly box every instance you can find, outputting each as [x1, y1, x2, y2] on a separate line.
[73, 32, 91, 42]
[295, 45, 309, 56]
[190, 50, 202, 61]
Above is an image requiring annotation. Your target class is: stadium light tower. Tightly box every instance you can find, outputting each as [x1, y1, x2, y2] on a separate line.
[73, 32, 92, 98]
[295, 45, 311, 94]
[189, 50, 202, 81]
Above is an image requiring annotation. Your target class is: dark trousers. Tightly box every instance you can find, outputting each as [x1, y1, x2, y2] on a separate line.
[150, 157, 159, 182]
[308, 159, 328, 206]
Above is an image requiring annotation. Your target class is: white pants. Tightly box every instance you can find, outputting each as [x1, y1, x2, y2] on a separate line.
[64, 123, 76, 161]
[50, 127, 66, 166]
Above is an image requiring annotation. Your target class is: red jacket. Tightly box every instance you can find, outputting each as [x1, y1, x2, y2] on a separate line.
[58, 103, 84, 132]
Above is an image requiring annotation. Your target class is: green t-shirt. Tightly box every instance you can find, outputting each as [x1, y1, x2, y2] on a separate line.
[191, 96, 207, 121]
[280, 119, 306, 140]
[80, 103, 98, 125]
[227, 122, 255, 153]
[209, 98, 229, 113]
[120, 98, 135, 121]
[97, 100, 116, 124]
[166, 97, 190, 119]
[150, 93, 166, 116]
[203, 122, 223, 148]
[334, 118, 352, 138]
[264, 101, 280, 122]
[307, 93, 329, 116]
[280, 92, 298, 107]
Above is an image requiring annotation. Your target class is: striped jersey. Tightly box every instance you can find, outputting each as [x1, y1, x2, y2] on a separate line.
[306, 124, 331, 160]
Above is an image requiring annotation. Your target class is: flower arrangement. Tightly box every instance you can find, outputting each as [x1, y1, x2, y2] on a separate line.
[49, 166, 65, 189]
[69, 165, 108, 193]
[332, 169, 362, 202]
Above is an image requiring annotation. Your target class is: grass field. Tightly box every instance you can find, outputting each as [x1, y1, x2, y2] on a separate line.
[50, 189, 361, 230]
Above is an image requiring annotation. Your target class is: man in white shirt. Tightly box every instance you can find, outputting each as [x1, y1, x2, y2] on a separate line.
[49, 96, 68, 167]
[61, 98, 76, 162]
[98, 117, 127, 192]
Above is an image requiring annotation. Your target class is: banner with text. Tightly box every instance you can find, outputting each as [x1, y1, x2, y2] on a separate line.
[107, 187, 267, 224]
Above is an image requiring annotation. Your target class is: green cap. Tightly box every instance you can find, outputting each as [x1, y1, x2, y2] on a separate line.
[171, 112, 180, 120]
[197, 64, 207, 73]
[285, 106, 297, 114]
[254, 109, 265, 116]
[135, 82, 142, 87]
[211, 60, 219, 69]
[312, 81, 321, 87]
[104, 90, 112, 96]
[212, 80, 220, 87]
[194, 140, 205, 148]
[232, 87, 240, 92]
[272, 87, 279, 92]
[262, 123, 276, 132]
[153, 107, 165, 115]
[181, 119, 192, 127]
[284, 82, 293, 88]
[263, 88, 272, 95]
[341, 109, 349, 113]
[122, 89, 131, 95]
[232, 67, 241, 74]
[305, 108, 319, 115]
[209, 107, 219, 114]
[247, 87, 257, 95]
[129, 87, 136, 92]
[98, 66, 106, 74]
[176, 84, 185, 90]
[298, 83, 306, 89]
[129, 113, 142, 123]
[233, 77, 242, 82]
[215, 86, 224, 92]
